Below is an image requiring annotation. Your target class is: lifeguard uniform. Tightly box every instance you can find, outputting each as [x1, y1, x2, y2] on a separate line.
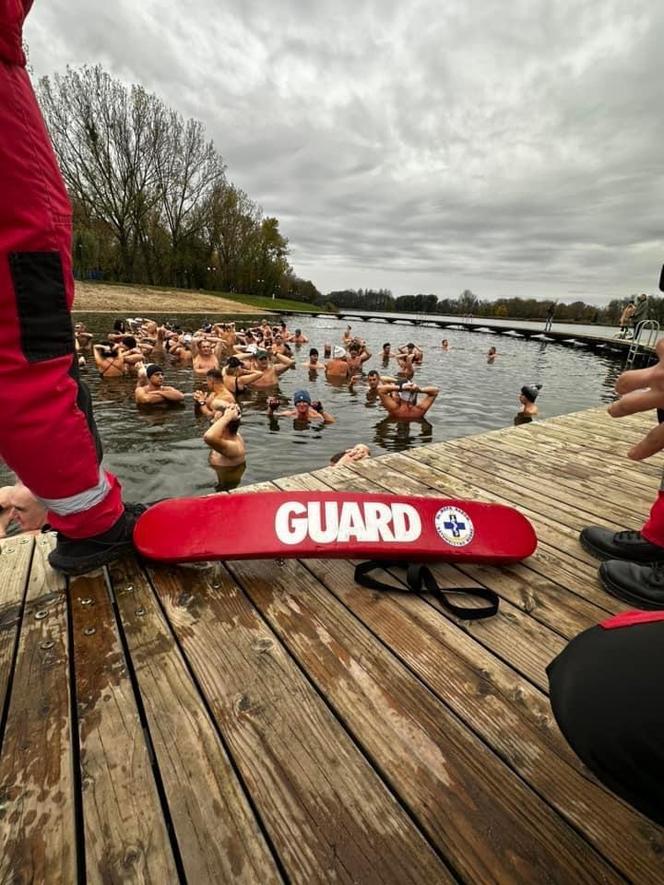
[0, 0, 124, 542]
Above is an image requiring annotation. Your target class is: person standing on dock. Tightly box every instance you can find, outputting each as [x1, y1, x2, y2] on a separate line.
[617, 300, 636, 338]
[0, 1, 144, 575]
[631, 292, 649, 337]
[543, 302, 556, 333]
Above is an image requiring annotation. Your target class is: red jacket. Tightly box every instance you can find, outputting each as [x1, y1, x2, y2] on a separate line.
[0, 0, 32, 66]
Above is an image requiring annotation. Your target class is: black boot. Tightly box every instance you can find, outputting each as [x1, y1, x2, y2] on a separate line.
[48, 503, 147, 576]
[599, 560, 664, 610]
[580, 527, 664, 563]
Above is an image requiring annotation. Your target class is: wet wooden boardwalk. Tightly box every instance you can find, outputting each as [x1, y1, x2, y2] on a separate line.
[1, 406, 663, 883]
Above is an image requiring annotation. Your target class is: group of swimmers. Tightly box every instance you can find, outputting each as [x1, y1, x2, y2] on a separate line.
[73, 316, 544, 481]
[73, 316, 454, 486]
[0, 318, 542, 538]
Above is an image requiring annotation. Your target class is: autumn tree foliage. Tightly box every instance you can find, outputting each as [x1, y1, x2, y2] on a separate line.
[37, 65, 313, 299]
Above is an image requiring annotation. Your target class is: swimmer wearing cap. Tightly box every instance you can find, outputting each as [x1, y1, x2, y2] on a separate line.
[377, 379, 440, 421]
[239, 348, 295, 389]
[134, 363, 186, 407]
[515, 383, 542, 424]
[267, 389, 334, 423]
[325, 345, 353, 380]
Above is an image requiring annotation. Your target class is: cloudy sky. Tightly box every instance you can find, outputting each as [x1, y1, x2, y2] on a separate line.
[26, 1, 664, 304]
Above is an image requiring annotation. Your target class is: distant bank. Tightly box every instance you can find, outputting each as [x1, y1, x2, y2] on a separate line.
[72, 281, 323, 316]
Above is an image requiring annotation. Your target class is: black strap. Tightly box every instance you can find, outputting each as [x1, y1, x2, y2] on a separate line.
[354, 561, 499, 620]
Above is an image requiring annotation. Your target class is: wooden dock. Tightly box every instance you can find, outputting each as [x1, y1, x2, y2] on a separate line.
[1, 406, 663, 883]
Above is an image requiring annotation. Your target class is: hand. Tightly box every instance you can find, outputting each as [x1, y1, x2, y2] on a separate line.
[223, 403, 241, 421]
[267, 396, 280, 410]
[608, 339, 664, 459]
[193, 390, 206, 404]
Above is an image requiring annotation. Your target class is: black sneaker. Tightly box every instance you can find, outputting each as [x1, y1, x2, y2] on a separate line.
[599, 560, 664, 610]
[48, 503, 147, 576]
[579, 527, 664, 563]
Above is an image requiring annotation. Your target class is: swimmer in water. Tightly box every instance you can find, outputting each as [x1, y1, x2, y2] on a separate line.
[93, 343, 125, 378]
[329, 444, 371, 467]
[203, 403, 247, 488]
[267, 389, 330, 423]
[242, 349, 295, 388]
[301, 347, 321, 370]
[441, 339, 450, 351]
[377, 380, 439, 421]
[487, 346, 497, 364]
[135, 363, 185, 406]
[193, 368, 235, 417]
[325, 345, 352, 379]
[192, 337, 219, 374]
[292, 328, 309, 344]
[0, 483, 47, 537]
[514, 383, 542, 425]
[364, 369, 396, 401]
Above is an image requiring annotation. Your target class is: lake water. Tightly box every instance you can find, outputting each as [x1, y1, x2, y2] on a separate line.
[1, 311, 625, 502]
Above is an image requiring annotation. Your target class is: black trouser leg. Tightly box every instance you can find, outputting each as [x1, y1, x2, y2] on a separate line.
[548, 621, 664, 826]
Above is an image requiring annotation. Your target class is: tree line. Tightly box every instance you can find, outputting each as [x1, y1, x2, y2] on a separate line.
[324, 287, 663, 325]
[38, 65, 319, 301]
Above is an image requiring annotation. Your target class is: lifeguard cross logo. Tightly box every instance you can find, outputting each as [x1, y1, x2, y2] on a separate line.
[435, 507, 474, 547]
[274, 500, 422, 545]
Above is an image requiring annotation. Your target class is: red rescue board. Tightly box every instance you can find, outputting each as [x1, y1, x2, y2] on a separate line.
[134, 492, 537, 564]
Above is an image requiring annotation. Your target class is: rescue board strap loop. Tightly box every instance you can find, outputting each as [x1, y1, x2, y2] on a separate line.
[354, 561, 499, 620]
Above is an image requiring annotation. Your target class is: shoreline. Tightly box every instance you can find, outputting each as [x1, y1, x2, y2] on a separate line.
[72, 281, 272, 315]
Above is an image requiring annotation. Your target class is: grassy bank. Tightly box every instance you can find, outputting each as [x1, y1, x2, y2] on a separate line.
[73, 281, 328, 315]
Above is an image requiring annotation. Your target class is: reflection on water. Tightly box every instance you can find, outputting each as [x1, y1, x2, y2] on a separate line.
[0, 310, 626, 501]
[373, 416, 434, 450]
[513, 414, 534, 426]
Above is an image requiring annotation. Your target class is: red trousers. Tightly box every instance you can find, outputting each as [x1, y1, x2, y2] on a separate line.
[641, 491, 664, 547]
[0, 2, 123, 537]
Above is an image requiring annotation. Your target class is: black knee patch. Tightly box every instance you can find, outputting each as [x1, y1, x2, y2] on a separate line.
[9, 251, 75, 362]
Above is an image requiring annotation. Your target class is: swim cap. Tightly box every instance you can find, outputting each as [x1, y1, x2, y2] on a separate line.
[255, 349, 269, 359]
[521, 383, 542, 402]
[333, 346, 346, 358]
[146, 364, 163, 378]
[293, 389, 312, 405]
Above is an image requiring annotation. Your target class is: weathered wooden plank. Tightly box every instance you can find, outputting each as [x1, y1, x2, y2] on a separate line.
[444, 437, 646, 525]
[457, 429, 657, 506]
[228, 555, 624, 884]
[149, 562, 453, 884]
[390, 448, 623, 537]
[108, 557, 281, 883]
[69, 569, 178, 884]
[547, 418, 662, 462]
[0, 536, 32, 723]
[393, 448, 601, 564]
[297, 556, 664, 882]
[0, 534, 76, 884]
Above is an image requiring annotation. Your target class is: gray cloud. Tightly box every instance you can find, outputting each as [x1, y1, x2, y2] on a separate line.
[25, 0, 664, 303]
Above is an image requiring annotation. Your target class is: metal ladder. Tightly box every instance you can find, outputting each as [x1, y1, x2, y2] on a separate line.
[625, 319, 660, 366]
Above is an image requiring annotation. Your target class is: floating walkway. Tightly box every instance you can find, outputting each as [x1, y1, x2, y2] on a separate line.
[1, 407, 663, 882]
[283, 307, 658, 361]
